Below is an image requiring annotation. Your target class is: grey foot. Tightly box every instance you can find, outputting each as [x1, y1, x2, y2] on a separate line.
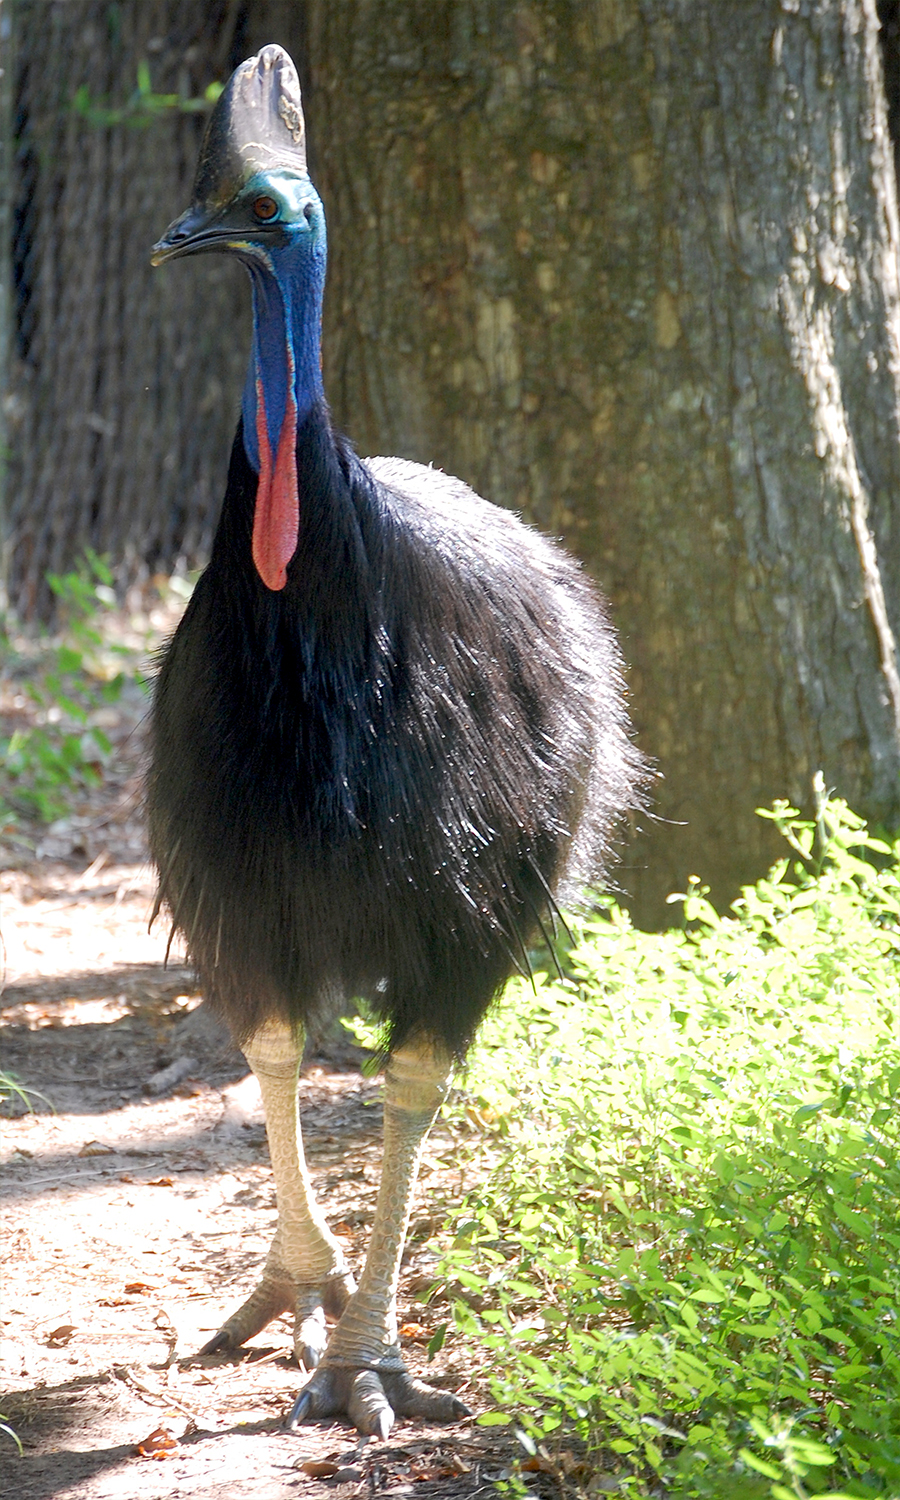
[285, 1354, 471, 1438]
[199, 1269, 356, 1370]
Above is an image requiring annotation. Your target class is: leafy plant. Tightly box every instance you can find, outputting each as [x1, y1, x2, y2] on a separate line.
[424, 795, 900, 1499]
[0, 552, 146, 830]
[72, 62, 223, 129]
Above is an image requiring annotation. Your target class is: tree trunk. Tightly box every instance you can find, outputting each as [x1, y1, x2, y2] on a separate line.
[5, 0, 251, 618]
[303, 0, 900, 922]
[0, 0, 13, 606]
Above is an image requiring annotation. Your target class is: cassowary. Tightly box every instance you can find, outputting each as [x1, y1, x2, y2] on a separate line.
[149, 45, 645, 1438]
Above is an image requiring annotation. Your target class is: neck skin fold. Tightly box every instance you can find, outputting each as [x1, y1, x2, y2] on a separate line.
[241, 246, 326, 473]
[240, 240, 326, 590]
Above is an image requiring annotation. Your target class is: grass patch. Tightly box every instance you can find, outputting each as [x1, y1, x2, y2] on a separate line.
[433, 795, 900, 1498]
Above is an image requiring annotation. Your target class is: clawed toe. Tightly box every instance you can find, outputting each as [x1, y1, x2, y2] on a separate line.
[197, 1268, 356, 1365]
[389, 1372, 471, 1423]
[197, 1327, 235, 1356]
[198, 1276, 293, 1354]
[285, 1357, 471, 1437]
[348, 1371, 395, 1439]
[296, 1307, 327, 1370]
[285, 1364, 341, 1428]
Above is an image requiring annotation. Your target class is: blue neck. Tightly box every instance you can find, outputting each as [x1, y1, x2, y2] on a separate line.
[241, 241, 326, 473]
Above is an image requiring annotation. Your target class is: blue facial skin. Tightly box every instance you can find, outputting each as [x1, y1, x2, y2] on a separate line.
[232, 170, 327, 474]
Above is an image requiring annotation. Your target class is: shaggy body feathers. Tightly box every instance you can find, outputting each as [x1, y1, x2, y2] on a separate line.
[148, 402, 643, 1055]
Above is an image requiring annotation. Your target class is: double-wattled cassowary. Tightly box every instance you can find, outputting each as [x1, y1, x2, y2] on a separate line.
[149, 45, 645, 1438]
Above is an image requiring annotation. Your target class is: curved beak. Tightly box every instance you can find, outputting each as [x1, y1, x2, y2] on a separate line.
[151, 206, 229, 266]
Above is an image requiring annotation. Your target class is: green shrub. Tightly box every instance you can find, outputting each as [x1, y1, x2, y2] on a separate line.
[0, 552, 147, 829]
[431, 795, 900, 1499]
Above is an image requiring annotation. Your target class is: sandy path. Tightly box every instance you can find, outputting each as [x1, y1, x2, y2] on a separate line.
[0, 648, 509, 1500]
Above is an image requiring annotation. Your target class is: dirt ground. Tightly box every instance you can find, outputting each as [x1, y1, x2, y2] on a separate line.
[0, 620, 517, 1500]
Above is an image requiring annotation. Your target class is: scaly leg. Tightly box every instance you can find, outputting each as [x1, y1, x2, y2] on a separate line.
[287, 1037, 470, 1436]
[200, 1019, 356, 1368]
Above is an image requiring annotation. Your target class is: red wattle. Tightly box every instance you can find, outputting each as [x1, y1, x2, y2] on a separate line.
[251, 376, 299, 591]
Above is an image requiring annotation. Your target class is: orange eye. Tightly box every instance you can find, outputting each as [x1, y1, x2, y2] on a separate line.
[252, 196, 279, 222]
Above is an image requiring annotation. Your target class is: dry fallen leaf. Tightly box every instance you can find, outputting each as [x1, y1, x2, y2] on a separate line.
[133, 1426, 178, 1459]
[148, 1177, 174, 1187]
[559, 1450, 590, 1478]
[124, 1281, 154, 1294]
[522, 1452, 591, 1480]
[398, 1322, 430, 1343]
[79, 1140, 114, 1157]
[46, 1324, 77, 1346]
[299, 1459, 340, 1478]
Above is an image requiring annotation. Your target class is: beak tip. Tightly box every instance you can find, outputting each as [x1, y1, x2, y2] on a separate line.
[151, 232, 189, 266]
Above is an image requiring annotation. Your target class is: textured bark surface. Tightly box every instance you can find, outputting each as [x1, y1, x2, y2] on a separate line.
[0, 1, 12, 590]
[301, 0, 900, 919]
[5, 1, 251, 616]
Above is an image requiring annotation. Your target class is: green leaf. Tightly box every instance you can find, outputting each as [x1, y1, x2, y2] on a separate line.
[426, 1324, 446, 1358]
[737, 1449, 781, 1480]
[787, 1437, 834, 1466]
[519, 1208, 544, 1231]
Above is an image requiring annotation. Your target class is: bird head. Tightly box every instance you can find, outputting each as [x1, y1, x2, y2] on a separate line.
[151, 44, 324, 271]
[153, 45, 327, 594]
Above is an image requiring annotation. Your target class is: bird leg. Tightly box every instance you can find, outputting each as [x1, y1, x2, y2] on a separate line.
[286, 1037, 470, 1437]
[200, 1019, 355, 1368]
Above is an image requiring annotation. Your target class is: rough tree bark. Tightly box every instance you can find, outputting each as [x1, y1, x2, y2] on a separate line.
[5, 0, 251, 617]
[299, 0, 900, 921]
[0, 1, 12, 603]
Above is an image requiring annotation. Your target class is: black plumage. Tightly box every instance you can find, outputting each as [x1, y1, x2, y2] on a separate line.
[149, 403, 644, 1057]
